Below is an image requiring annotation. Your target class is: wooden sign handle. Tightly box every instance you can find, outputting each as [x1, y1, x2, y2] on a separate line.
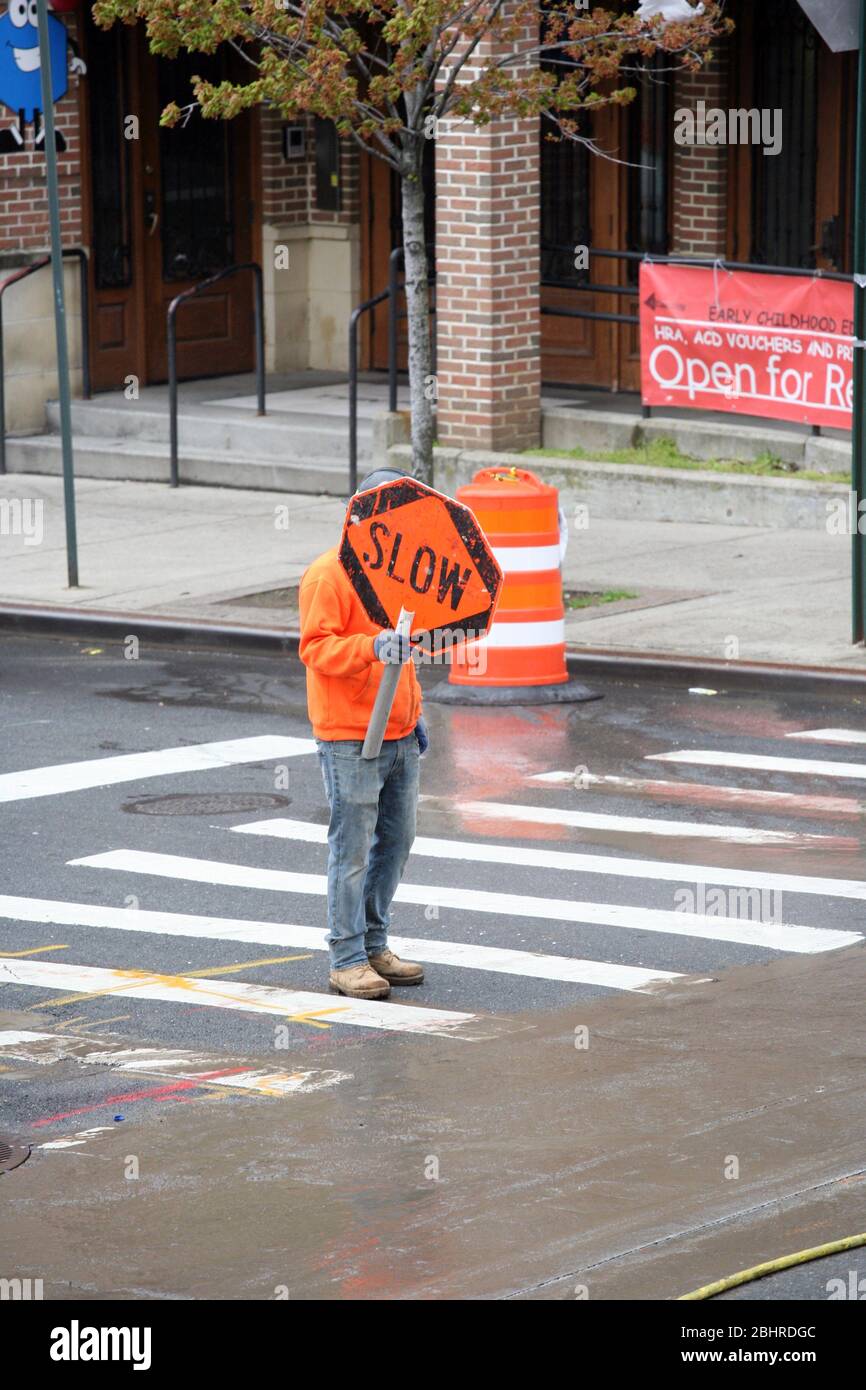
[361, 607, 415, 761]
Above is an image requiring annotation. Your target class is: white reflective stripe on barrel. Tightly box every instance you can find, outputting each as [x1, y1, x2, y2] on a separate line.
[492, 544, 562, 574]
[468, 619, 567, 649]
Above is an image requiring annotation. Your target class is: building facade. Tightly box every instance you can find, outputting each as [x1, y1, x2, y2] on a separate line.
[0, 0, 856, 445]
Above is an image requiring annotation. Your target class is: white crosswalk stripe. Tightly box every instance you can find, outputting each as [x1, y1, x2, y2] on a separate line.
[524, 770, 863, 817]
[0, 896, 681, 991]
[648, 749, 866, 779]
[785, 728, 866, 745]
[0, 958, 480, 1038]
[0, 735, 316, 805]
[232, 814, 857, 883]
[67, 848, 862, 953]
[416, 796, 835, 845]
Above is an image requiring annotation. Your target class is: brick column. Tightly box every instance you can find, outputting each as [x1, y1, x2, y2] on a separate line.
[671, 53, 729, 258]
[435, 18, 540, 451]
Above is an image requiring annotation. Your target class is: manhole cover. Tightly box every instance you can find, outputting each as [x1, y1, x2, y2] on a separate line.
[0, 1136, 31, 1175]
[122, 792, 290, 817]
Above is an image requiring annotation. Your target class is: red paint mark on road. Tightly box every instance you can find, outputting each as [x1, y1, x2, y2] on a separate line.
[31, 1067, 249, 1127]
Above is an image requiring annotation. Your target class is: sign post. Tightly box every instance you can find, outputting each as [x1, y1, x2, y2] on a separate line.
[852, 0, 866, 640]
[361, 606, 414, 760]
[36, 0, 78, 588]
[339, 476, 503, 757]
[793, 3, 866, 640]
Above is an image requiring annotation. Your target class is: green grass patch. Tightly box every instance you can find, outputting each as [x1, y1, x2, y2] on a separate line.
[564, 589, 638, 610]
[525, 436, 848, 485]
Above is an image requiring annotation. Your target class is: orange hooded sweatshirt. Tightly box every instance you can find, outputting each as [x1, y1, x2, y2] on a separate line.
[299, 547, 423, 741]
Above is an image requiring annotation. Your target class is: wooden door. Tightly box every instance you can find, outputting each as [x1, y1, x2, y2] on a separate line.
[82, 19, 256, 391]
[540, 106, 620, 388]
[360, 142, 435, 372]
[139, 41, 255, 383]
[81, 17, 140, 393]
[729, 0, 855, 273]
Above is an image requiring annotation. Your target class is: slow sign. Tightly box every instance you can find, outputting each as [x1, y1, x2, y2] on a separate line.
[339, 476, 503, 644]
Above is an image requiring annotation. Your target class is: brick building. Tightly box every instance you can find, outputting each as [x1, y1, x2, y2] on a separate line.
[0, 0, 857, 447]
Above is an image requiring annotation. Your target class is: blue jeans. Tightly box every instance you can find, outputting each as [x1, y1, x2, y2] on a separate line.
[316, 734, 420, 969]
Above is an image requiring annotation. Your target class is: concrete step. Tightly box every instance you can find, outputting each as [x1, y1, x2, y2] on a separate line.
[45, 400, 372, 463]
[3, 434, 354, 494]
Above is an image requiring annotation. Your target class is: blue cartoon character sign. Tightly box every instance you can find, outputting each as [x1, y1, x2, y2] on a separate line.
[0, 0, 86, 153]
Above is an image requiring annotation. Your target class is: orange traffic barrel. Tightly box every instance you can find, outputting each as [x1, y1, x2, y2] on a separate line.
[429, 466, 599, 707]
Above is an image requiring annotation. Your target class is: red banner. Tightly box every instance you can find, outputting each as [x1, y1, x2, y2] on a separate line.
[640, 263, 855, 430]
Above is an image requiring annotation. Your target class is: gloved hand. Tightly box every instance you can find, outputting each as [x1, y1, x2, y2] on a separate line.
[374, 629, 414, 665]
[415, 715, 429, 756]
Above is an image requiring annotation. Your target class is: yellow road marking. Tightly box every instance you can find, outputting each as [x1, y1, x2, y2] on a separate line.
[3, 944, 69, 958]
[28, 953, 316, 1010]
[184, 952, 314, 980]
[283, 1006, 349, 1030]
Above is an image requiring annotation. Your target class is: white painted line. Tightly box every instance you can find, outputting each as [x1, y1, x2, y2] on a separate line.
[417, 797, 827, 845]
[0, 735, 316, 804]
[66, 852, 864, 952]
[525, 771, 862, 816]
[785, 729, 866, 746]
[0, 896, 679, 991]
[0, 957, 477, 1037]
[648, 750, 866, 779]
[0, 1029, 350, 1096]
[233, 811, 828, 872]
[39, 1127, 115, 1151]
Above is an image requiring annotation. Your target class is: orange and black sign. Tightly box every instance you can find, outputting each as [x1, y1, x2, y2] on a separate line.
[339, 477, 502, 641]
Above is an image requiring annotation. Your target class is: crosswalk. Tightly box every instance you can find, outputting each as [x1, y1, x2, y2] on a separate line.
[2, 726, 865, 1073]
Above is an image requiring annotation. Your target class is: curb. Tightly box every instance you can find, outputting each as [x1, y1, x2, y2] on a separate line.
[0, 602, 300, 655]
[388, 443, 848, 532]
[3, 601, 866, 695]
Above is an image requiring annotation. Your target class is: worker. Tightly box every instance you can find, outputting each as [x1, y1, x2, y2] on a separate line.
[299, 468, 428, 1000]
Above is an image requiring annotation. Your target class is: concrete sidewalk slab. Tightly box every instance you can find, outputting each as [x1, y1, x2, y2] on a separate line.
[1, 472, 864, 670]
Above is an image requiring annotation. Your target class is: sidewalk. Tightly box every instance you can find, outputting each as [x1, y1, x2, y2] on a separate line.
[1, 471, 864, 669]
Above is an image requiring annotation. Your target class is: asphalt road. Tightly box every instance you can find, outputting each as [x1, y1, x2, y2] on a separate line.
[1, 631, 865, 1300]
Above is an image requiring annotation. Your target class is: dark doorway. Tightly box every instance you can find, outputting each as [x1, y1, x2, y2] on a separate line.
[83, 18, 257, 391]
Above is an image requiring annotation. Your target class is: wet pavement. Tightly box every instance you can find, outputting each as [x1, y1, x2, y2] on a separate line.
[1, 633, 865, 1299]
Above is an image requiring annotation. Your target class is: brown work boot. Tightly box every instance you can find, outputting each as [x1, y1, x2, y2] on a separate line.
[329, 963, 390, 1000]
[367, 949, 424, 986]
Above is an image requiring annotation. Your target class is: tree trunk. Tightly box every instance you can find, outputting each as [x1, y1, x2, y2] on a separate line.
[400, 147, 434, 484]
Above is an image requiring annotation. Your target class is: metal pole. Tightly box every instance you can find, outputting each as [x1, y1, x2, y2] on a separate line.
[253, 265, 265, 417]
[852, 0, 866, 642]
[361, 607, 414, 760]
[168, 303, 179, 487]
[348, 307, 359, 495]
[76, 249, 91, 399]
[0, 296, 5, 476]
[37, 0, 78, 586]
[388, 248, 400, 413]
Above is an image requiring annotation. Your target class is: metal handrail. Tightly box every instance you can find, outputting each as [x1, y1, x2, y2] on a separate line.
[167, 261, 265, 488]
[348, 286, 390, 495]
[347, 244, 436, 492]
[0, 247, 90, 474]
